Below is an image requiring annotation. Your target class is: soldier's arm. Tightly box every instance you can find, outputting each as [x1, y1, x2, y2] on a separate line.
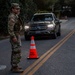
[8, 15, 16, 38]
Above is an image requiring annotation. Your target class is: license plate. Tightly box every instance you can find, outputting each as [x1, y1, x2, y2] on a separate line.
[36, 31, 41, 34]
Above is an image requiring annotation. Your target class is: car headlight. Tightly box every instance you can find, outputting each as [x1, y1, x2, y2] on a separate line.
[47, 24, 54, 28]
[24, 26, 30, 30]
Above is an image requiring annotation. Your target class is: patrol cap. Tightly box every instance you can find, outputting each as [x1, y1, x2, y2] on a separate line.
[11, 3, 20, 9]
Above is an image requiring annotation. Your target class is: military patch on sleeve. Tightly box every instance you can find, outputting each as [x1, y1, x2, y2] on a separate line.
[10, 18, 15, 23]
[9, 14, 15, 21]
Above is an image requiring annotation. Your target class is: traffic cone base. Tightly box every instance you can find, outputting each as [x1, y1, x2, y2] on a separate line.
[28, 49, 39, 59]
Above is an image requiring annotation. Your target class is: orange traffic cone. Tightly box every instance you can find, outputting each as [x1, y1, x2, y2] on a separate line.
[28, 36, 39, 59]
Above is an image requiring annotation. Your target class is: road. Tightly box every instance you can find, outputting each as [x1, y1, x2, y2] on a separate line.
[0, 18, 75, 75]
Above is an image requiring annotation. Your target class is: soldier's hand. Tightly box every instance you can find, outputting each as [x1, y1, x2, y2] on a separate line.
[12, 37, 17, 43]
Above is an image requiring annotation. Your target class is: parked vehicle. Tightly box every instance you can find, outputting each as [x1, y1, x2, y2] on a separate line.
[24, 13, 61, 40]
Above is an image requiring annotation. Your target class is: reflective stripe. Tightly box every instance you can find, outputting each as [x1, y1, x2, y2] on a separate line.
[31, 40, 35, 44]
[31, 44, 35, 46]
[30, 46, 36, 49]
[30, 38, 36, 49]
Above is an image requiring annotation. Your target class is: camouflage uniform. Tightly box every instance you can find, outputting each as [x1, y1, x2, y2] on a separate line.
[8, 9, 22, 68]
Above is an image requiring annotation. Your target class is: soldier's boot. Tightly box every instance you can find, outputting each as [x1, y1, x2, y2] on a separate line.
[11, 66, 22, 70]
[11, 67, 23, 73]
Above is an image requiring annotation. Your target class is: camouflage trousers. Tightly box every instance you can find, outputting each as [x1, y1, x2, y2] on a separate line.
[10, 34, 22, 68]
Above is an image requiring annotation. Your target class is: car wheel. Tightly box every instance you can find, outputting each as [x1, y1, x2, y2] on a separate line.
[24, 33, 30, 40]
[57, 27, 61, 36]
[25, 36, 30, 40]
[52, 32, 57, 39]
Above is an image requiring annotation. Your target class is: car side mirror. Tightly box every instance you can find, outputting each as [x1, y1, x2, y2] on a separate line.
[59, 20, 62, 23]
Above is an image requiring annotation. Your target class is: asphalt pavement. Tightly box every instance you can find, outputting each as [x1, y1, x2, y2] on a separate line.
[0, 18, 75, 75]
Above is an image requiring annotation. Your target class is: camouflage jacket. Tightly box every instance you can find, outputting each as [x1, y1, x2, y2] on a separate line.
[8, 13, 22, 38]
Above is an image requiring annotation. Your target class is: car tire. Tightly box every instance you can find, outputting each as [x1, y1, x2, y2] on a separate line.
[24, 33, 30, 40]
[57, 27, 61, 36]
[25, 36, 30, 40]
[57, 31, 61, 36]
[52, 32, 57, 39]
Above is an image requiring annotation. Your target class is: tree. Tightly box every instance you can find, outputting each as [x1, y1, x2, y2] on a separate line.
[0, 0, 37, 35]
[21, 0, 37, 21]
[0, 0, 75, 36]
[0, 0, 9, 35]
[33, 0, 59, 12]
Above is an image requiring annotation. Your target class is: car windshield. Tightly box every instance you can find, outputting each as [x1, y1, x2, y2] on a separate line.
[31, 14, 53, 21]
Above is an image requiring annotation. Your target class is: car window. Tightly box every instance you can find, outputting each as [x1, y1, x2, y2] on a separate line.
[45, 16, 53, 21]
[31, 14, 53, 21]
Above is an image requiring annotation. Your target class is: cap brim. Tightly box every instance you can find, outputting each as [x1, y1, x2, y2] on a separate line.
[16, 6, 20, 9]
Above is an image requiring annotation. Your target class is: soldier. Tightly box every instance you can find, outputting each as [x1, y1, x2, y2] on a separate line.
[8, 3, 23, 73]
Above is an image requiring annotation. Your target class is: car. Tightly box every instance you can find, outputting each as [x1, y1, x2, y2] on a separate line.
[24, 13, 61, 40]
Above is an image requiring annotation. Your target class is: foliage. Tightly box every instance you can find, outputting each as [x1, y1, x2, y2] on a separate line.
[22, 0, 37, 21]
[0, 0, 37, 35]
[33, 0, 59, 11]
[0, 0, 75, 35]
